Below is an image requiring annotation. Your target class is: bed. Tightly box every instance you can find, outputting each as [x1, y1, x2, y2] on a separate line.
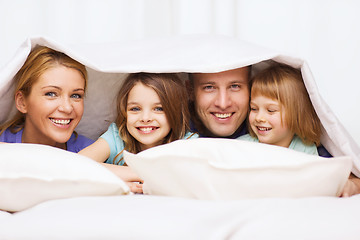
[0, 35, 359, 239]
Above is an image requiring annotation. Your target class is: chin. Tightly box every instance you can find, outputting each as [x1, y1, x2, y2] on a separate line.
[51, 133, 73, 144]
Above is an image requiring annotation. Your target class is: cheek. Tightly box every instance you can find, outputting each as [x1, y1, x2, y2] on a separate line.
[160, 115, 170, 126]
[248, 112, 255, 122]
[74, 102, 84, 116]
[126, 114, 136, 125]
[27, 99, 55, 115]
[233, 93, 249, 108]
[272, 114, 284, 127]
[195, 92, 211, 110]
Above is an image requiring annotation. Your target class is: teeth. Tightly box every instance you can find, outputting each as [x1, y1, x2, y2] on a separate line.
[258, 127, 270, 131]
[139, 127, 153, 132]
[51, 119, 70, 125]
[214, 113, 232, 119]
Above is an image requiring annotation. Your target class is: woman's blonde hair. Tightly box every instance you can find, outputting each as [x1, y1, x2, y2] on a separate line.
[249, 63, 321, 146]
[0, 45, 87, 135]
[115, 72, 190, 155]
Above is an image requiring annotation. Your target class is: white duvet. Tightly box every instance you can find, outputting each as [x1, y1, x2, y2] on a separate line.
[0, 35, 360, 239]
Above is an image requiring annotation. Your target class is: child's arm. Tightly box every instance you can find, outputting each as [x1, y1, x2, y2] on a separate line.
[79, 138, 110, 163]
[79, 139, 143, 193]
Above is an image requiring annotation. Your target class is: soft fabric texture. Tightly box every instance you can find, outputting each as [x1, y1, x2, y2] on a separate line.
[0, 143, 130, 212]
[0, 35, 358, 175]
[0, 128, 94, 153]
[125, 138, 351, 199]
[1, 195, 360, 240]
[101, 122, 198, 165]
[238, 134, 319, 155]
[0, 34, 359, 239]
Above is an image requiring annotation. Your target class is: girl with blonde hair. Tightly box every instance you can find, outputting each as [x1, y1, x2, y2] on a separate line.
[238, 63, 321, 155]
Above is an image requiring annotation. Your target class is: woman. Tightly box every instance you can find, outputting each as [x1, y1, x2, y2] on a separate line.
[0, 45, 94, 152]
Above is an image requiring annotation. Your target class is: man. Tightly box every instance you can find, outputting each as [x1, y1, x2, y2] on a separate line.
[188, 67, 250, 138]
[188, 66, 360, 197]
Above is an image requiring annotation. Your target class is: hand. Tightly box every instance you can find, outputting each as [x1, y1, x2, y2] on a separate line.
[101, 163, 143, 182]
[340, 174, 360, 197]
[127, 182, 143, 194]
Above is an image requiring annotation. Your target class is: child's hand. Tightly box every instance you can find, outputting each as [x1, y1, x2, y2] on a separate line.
[127, 182, 143, 194]
[340, 175, 360, 197]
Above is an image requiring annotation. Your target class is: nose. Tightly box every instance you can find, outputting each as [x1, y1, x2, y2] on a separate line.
[140, 109, 152, 123]
[214, 89, 232, 110]
[255, 110, 266, 122]
[58, 97, 73, 114]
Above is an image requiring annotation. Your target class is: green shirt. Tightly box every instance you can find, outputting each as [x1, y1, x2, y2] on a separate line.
[237, 134, 318, 155]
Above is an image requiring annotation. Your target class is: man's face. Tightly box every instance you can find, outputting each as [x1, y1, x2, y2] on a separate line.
[192, 67, 250, 137]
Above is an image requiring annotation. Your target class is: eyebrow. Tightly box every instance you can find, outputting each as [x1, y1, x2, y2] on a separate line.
[127, 101, 162, 105]
[42, 85, 61, 90]
[41, 86, 85, 91]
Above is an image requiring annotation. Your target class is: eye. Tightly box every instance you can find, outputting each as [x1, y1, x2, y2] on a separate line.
[154, 106, 164, 112]
[203, 85, 215, 91]
[230, 84, 241, 90]
[267, 109, 277, 113]
[250, 107, 258, 112]
[45, 92, 56, 97]
[71, 93, 83, 99]
[128, 107, 140, 112]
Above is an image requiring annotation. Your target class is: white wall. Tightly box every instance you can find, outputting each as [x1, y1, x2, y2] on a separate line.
[1, 0, 359, 144]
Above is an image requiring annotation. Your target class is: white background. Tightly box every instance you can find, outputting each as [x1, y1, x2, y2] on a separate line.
[1, 0, 359, 144]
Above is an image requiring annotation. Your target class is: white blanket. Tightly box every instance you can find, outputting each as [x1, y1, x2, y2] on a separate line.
[1, 195, 360, 240]
[1, 34, 359, 175]
[1, 35, 360, 239]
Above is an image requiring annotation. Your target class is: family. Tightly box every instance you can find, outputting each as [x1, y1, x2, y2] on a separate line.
[1, 45, 359, 196]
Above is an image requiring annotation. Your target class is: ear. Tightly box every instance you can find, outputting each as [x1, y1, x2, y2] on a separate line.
[15, 91, 28, 114]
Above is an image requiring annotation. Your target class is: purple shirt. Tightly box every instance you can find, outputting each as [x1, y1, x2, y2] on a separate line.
[0, 128, 94, 153]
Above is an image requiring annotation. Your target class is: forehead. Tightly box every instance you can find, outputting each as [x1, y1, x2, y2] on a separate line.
[128, 82, 160, 102]
[35, 66, 85, 88]
[193, 67, 249, 85]
[251, 95, 280, 106]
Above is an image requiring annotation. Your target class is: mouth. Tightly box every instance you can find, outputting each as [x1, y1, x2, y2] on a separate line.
[256, 126, 271, 131]
[137, 126, 159, 133]
[50, 118, 72, 125]
[213, 113, 233, 119]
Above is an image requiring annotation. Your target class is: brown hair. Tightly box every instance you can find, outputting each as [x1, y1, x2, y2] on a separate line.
[115, 72, 190, 155]
[249, 63, 321, 146]
[0, 45, 87, 136]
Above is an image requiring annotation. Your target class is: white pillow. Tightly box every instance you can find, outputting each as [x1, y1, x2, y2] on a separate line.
[0, 143, 130, 212]
[124, 138, 352, 199]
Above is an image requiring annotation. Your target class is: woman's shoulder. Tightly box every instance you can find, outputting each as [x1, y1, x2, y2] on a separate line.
[67, 133, 95, 153]
[0, 128, 22, 143]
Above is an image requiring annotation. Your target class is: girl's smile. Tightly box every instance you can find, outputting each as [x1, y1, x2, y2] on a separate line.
[126, 82, 171, 151]
[249, 95, 294, 148]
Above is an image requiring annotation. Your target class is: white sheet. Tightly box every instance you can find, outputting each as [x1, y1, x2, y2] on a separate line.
[1, 194, 360, 240]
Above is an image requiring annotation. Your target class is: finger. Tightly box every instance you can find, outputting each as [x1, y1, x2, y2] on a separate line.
[127, 182, 143, 193]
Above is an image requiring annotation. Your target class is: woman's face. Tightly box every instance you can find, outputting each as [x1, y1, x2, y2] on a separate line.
[16, 65, 85, 148]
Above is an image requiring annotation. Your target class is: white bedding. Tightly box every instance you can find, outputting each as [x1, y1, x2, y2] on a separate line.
[0, 35, 360, 239]
[1, 194, 360, 240]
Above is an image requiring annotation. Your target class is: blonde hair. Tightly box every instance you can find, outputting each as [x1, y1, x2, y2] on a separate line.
[115, 72, 190, 158]
[249, 63, 321, 146]
[0, 45, 87, 135]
